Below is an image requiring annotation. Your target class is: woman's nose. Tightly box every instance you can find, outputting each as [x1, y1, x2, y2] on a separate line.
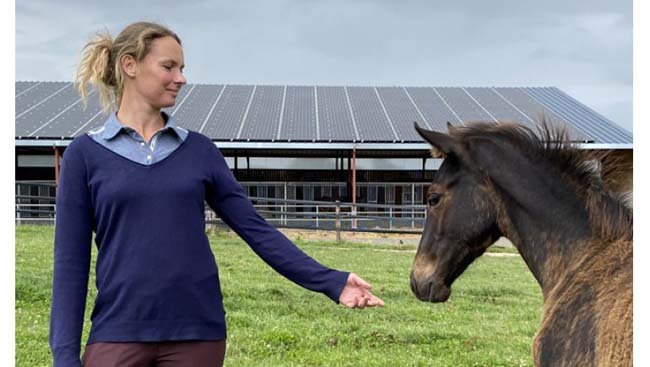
[175, 72, 187, 85]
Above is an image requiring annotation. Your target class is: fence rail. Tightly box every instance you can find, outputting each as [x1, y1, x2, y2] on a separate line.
[16, 195, 427, 236]
[208, 197, 427, 236]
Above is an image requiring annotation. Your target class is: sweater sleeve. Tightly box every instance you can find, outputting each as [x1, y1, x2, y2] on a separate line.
[49, 141, 93, 367]
[204, 143, 349, 302]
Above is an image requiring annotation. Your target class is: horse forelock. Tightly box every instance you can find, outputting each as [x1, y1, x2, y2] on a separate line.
[449, 120, 632, 241]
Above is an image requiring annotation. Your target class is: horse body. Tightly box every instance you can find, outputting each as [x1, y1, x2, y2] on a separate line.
[533, 237, 632, 366]
[410, 122, 632, 366]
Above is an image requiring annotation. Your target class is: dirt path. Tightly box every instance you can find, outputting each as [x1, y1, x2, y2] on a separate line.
[278, 228, 517, 254]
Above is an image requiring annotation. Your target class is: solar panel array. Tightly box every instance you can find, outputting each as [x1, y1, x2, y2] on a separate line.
[15, 82, 632, 144]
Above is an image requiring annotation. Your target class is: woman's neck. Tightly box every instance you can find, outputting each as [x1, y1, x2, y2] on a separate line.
[116, 97, 165, 143]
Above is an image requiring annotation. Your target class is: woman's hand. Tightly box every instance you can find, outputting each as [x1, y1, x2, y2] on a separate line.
[338, 273, 385, 308]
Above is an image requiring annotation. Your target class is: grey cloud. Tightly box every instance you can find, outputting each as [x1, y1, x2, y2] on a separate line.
[15, 0, 632, 132]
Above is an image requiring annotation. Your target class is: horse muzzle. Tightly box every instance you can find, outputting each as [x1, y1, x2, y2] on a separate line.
[410, 272, 451, 303]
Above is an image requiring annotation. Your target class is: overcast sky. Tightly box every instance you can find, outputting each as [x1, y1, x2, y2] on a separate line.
[15, 0, 632, 133]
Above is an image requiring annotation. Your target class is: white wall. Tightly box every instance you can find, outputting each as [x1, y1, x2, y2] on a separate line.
[223, 157, 442, 170]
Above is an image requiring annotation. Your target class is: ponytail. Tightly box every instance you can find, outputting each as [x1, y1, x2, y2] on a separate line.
[74, 31, 116, 112]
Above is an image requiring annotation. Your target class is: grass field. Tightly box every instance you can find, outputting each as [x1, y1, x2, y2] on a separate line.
[16, 225, 543, 367]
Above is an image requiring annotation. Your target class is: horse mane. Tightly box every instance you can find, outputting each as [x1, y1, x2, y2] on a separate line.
[448, 121, 632, 241]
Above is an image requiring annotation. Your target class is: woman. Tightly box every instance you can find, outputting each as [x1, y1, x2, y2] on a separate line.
[50, 21, 384, 367]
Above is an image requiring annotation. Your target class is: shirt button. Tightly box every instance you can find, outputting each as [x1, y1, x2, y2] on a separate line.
[147, 155, 152, 161]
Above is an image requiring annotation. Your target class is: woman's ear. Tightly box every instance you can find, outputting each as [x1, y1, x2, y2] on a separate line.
[120, 54, 137, 78]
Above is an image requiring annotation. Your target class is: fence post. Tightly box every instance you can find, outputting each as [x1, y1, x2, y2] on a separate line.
[335, 200, 341, 243]
[316, 206, 319, 228]
[283, 182, 287, 226]
[412, 183, 416, 229]
[411, 205, 415, 229]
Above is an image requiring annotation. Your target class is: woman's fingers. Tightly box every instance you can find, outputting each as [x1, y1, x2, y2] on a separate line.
[346, 293, 384, 309]
[358, 295, 369, 308]
[350, 273, 372, 290]
[366, 294, 385, 307]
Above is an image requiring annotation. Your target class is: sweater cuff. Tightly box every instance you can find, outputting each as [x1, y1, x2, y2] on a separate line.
[325, 270, 350, 303]
[52, 346, 82, 367]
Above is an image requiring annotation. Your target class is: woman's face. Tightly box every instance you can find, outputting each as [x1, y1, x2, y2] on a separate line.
[128, 36, 186, 109]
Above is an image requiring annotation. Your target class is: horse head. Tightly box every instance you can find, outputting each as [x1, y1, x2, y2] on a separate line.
[410, 122, 502, 303]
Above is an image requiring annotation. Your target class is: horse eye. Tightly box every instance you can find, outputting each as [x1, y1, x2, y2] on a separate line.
[427, 193, 441, 206]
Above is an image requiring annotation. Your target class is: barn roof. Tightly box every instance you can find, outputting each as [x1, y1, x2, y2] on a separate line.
[15, 82, 632, 149]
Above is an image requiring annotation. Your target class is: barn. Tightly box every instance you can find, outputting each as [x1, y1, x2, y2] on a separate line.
[15, 82, 632, 226]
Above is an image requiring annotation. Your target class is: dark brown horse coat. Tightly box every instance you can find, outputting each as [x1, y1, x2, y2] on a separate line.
[410, 122, 632, 367]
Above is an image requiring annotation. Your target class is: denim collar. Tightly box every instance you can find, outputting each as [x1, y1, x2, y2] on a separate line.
[100, 111, 187, 141]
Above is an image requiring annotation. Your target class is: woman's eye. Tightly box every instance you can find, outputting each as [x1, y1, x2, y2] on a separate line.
[427, 193, 441, 206]
[163, 65, 172, 70]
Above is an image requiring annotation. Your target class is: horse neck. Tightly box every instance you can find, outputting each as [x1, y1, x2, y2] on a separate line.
[476, 148, 594, 295]
[496, 201, 592, 296]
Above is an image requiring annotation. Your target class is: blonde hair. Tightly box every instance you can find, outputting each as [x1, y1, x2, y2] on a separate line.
[74, 21, 182, 111]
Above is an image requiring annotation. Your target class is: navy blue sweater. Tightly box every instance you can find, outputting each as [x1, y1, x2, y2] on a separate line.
[49, 132, 349, 366]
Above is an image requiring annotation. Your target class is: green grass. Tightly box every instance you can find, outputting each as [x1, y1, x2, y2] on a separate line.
[16, 225, 542, 367]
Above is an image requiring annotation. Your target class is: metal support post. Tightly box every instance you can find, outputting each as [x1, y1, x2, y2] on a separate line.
[335, 200, 341, 243]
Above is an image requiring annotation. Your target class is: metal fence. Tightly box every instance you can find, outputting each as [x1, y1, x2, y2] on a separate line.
[226, 197, 427, 234]
[15, 181, 57, 224]
[15, 184, 427, 235]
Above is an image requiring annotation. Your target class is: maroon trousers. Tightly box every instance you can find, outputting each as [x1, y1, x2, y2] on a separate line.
[82, 340, 226, 367]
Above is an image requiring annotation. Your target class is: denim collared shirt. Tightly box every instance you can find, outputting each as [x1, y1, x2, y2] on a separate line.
[87, 111, 188, 165]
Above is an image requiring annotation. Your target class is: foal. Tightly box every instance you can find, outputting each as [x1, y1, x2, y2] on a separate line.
[410, 122, 632, 366]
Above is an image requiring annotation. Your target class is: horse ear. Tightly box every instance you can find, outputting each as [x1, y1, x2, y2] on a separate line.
[414, 122, 459, 158]
[446, 121, 454, 131]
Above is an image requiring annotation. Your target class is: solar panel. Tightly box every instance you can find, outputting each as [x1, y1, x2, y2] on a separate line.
[16, 81, 39, 96]
[280, 86, 316, 141]
[239, 85, 284, 141]
[550, 87, 633, 142]
[16, 82, 69, 117]
[435, 87, 494, 124]
[202, 85, 255, 140]
[316, 86, 357, 141]
[464, 88, 535, 127]
[376, 87, 425, 141]
[33, 91, 105, 138]
[170, 84, 223, 132]
[75, 108, 110, 137]
[405, 87, 460, 131]
[525, 87, 632, 144]
[347, 86, 396, 142]
[493, 87, 590, 142]
[17, 83, 82, 137]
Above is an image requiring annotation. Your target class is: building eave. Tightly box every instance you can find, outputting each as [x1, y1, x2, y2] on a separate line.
[15, 139, 632, 150]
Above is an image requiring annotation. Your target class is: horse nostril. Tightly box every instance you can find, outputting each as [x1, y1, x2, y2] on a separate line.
[409, 272, 418, 295]
[411, 272, 436, 302]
